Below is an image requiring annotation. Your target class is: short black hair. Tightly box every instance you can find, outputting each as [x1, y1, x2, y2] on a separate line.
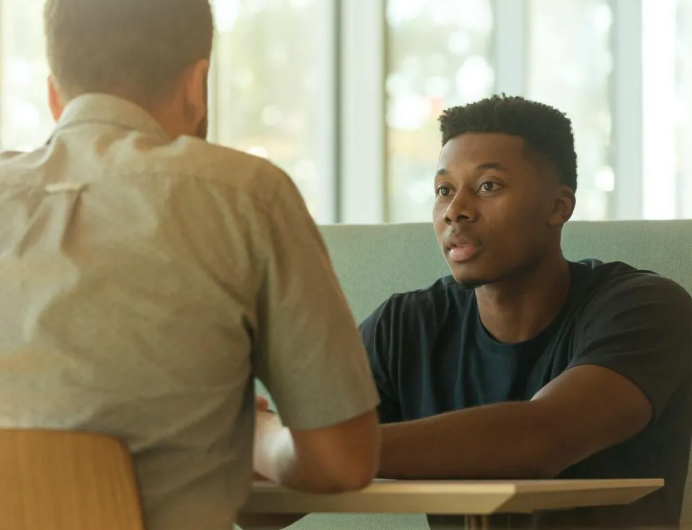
[439, 95, 578, 192]
[44, 0, 214, 104]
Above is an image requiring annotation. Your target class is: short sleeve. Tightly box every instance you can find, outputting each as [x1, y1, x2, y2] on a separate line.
[570, 273, 692, 420]
[250, 167, 379, 430]
[360, 300, 402, 424]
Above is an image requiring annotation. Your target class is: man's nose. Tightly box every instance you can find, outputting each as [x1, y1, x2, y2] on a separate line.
[444, 189, 475, 224]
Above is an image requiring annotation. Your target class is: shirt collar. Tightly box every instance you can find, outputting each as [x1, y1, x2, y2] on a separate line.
[53, 93, 169, 140]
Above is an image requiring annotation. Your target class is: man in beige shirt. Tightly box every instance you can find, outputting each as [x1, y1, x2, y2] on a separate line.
[0, 1, 380, 529]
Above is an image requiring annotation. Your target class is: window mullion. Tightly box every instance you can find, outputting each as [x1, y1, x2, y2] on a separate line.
[611, 0, 644, 219]
[339, 0, 387, 224]
[493, 0, 527, 96]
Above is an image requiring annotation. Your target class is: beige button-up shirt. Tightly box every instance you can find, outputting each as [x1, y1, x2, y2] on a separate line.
[0, 94, 379, 530]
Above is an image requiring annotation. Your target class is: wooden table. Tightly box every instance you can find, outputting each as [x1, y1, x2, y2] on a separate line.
[240, 478, 663, 529]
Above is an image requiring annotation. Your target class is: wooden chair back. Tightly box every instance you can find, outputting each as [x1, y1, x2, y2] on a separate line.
[0, 430, 146, 530]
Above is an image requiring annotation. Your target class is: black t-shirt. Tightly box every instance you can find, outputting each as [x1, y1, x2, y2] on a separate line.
[360, 260, 692, 528]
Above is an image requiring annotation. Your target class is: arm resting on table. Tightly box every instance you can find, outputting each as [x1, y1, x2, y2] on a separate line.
[255, 409, 381, 493]
[378, 365, 652, 479]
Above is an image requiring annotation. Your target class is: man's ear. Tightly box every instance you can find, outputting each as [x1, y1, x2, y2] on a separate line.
[48, 76, 65, 122]
[184, 59, 210, 126]
[548, 186, 576, 227]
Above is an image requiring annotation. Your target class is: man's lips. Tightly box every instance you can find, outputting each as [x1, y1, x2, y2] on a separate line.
[445, 236, 481, 263]
[448, 244, 479, 263]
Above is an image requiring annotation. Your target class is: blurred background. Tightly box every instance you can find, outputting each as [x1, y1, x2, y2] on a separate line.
[1, 0, 690, 224]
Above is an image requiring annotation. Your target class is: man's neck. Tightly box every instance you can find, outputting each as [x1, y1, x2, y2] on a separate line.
[475, 254, 571, 344]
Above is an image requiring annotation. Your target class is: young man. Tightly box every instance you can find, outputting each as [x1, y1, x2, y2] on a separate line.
[361, 95, 692, 528]
[0, 1, 380, 529]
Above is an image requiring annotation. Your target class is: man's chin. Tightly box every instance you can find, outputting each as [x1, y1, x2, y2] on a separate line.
[454, 278, 491, 289]
[446, 261, 486, 288]
[449, 266, 492, 289]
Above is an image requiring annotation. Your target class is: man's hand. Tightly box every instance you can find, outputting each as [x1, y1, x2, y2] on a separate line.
[254, 395, 273, 481]
[254, 397, 271, 482]
[256, 395, 271, 412]
[253, 395, 289, 483]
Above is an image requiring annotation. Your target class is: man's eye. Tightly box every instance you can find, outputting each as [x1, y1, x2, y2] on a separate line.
[479, 182, 497, 192]
[436, 186, 451, 197]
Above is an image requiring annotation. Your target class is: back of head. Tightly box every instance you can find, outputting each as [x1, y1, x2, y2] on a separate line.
[44, 0, 214, 106]
[439, 95, 578, 192]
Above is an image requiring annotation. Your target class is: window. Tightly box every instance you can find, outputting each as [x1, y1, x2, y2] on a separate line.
[2, 0, 692, 224]
[210, 0, 336, 222]
[386, 0, 494, 222]
[642, 0, 692, 219]
[0, 0, 337, 223]
[0, 0, 53, 152]
[528, 0, 613, 221]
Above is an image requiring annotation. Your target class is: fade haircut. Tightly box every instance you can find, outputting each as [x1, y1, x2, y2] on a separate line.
[439, 95, 578, 192]
[44, 0, 214, 104]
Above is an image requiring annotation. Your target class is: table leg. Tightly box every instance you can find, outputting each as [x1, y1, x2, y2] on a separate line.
[429, 514, 516, 530]
[427, 515, 491, 530]
[464, 515, 490, 530]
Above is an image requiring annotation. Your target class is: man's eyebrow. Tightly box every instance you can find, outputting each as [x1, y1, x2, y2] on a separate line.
[476, 162, 505, 171]
[436, 163, 507, 177]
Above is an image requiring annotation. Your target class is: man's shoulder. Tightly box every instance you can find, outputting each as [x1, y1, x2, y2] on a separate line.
[360, 276, 471, 330]
[1, 135, 292, 199]
[379, 275, 463, 312]
[571, 260, 692, 328]
[575, 259, 692, 307]
[163, 138, 290, 196]
[0, 149, 43, 181]
[0, 150, 24, 164]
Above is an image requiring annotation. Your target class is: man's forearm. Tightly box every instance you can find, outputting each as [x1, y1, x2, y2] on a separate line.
[254, 413, 378, 494]
[378, 401, 561, 480]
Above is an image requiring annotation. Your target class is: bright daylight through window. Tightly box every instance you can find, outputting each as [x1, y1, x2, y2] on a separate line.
[1, 0, 691, 222]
